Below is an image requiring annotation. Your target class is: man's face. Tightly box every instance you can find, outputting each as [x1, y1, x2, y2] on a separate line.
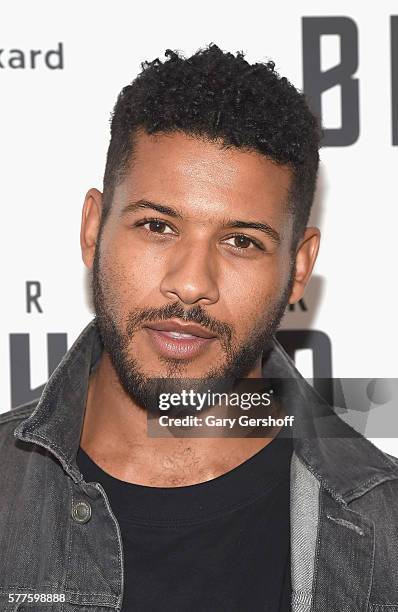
[83, 131, 314, 411]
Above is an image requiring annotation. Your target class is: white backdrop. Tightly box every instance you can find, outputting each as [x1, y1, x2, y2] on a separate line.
[1, 1, 397, 453]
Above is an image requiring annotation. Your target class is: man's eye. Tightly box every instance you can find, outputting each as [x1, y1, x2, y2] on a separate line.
[140, 219, 174, 234]
[224, 235, 261, 250]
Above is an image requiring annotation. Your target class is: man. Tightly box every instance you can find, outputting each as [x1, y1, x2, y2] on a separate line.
[1, 44, 397, 612]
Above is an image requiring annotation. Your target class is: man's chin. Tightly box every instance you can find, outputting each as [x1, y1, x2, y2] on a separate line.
[122, 343, 230, 379]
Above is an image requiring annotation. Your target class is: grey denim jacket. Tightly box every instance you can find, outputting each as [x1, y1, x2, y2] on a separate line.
[0, 319, 398, 611]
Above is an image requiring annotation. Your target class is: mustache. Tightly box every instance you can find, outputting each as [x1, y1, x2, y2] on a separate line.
[125, 302, 233, 346]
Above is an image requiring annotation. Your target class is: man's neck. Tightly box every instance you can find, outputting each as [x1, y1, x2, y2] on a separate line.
[80, 351, 278, 487]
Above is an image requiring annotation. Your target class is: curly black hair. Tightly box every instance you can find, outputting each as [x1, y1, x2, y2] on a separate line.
[102, 43, 321, 249]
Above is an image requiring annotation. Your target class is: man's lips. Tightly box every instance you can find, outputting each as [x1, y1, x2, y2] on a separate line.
[143, 319, 217, 359]
[144, 319, 216, 339]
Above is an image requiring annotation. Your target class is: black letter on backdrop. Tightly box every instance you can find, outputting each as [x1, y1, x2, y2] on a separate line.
[10, 333, 67, 408]
[26, 281, 43, 313]
[302, 16, 359, 146]
[45, 42, 64, 69]
[391, 16, 398, 145]
[276, 329, 333, 405]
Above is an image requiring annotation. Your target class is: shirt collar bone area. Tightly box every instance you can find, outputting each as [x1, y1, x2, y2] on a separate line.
[12, 318, 398, 611]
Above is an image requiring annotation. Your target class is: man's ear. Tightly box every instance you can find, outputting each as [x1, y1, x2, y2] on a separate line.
[289, 227, 321, 304]
[80, 188, 103, 270]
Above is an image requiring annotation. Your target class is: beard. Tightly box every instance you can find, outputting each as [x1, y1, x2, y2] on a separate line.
[91, 244, 295, 414]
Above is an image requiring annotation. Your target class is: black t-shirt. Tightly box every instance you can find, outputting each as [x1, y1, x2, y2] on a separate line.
[76, 430, 293, 612]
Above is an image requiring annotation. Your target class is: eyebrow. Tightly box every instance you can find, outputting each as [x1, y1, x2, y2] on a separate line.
[120, 199, 183, 219]
[121, 199, 281, 244]
[226, 220, 281, 244]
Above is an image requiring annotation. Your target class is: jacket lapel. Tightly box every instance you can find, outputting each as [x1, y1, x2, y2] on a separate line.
[290, 453, 375, 612]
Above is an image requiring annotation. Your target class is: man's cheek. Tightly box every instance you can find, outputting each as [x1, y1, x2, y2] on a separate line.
[232, 294, 273, 337]
[116, 272, 160, 316]
[230, 287, 268, 318]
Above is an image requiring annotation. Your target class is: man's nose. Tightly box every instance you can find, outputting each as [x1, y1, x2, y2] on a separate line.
[159, 242, 220, 306]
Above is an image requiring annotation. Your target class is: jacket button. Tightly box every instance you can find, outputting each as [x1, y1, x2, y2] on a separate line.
[71, 500, 92, 524]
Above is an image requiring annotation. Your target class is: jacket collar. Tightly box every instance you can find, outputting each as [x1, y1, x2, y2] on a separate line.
[14, 318, 398, 501]
[264, 337, 398, 502]
[14, 319, 103, 484]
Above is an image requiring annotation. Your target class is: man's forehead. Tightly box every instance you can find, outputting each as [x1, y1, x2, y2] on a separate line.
[129, 130, 292, 182]
[115, 130, 293, 221]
